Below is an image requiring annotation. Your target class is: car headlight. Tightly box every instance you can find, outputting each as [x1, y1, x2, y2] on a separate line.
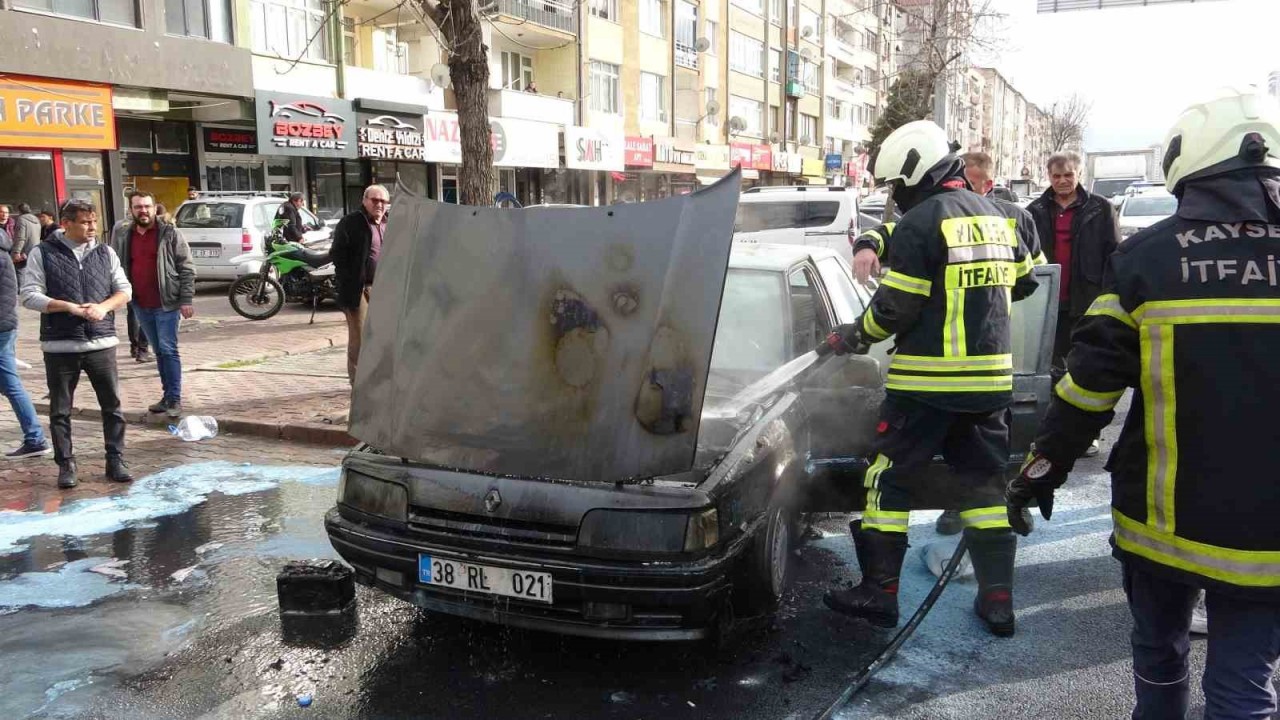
[578, 508, 720, 553]
[338, 470, 407, 522]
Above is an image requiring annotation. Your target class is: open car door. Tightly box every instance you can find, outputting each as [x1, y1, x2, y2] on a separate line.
[800, 263, 1062, 512]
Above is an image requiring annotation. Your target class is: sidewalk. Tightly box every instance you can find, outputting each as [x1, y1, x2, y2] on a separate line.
[9, 306, 356, 448]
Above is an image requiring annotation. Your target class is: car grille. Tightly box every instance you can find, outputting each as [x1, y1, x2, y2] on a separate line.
[408, 506, 578, 548]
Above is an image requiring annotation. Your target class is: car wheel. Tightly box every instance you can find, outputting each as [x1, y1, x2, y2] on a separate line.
[736, 505, 792, 615]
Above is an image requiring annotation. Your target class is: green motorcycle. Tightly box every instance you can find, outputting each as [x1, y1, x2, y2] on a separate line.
[227, 219, 335, 322]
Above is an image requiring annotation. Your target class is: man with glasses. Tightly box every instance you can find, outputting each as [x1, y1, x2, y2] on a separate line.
[330, 185, 390, 383]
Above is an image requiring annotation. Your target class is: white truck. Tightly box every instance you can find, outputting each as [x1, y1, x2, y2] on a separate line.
[1086, 147, 1164, 204]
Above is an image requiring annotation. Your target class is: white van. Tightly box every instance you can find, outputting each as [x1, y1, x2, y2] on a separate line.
[733, 186, 858, 264]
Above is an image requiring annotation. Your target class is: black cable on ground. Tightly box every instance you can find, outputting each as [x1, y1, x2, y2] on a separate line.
[812, 534, 971, 720]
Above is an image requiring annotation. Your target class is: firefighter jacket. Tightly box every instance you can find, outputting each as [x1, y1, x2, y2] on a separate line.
[853, 201, 1046, 267]
[857, 184, 1040, 414]
[1034, 167, 1280, 600]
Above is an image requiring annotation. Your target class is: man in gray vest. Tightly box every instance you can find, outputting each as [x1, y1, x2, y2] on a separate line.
[19, 200, 134, 488]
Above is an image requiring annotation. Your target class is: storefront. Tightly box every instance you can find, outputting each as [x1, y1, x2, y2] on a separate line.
[694, 144, 731, 187]
[199, 125, 299, 199]
[254, 91, 359, 221]
[614, 136, 699, 202]
[0, 76, 116, 220]
[801, 157, 826, 185]
[730, 143, 760, 188]
[563, 126, 624, 206]
[355, 99, 430, 207]
[423, 112, 561, 206]
[771, 146, 803, 185]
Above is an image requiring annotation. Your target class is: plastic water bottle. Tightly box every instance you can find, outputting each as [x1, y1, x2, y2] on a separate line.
[170, 416, 218, 442]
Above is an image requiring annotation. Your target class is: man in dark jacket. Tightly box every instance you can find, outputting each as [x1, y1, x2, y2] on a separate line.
[111, 191, 196, 418]
[330, 185, 389, 383]
[0, 225, 49, 459]
[19, 200, 133, 488]
[10, 203, 41, 271]
[1007, 88, 1280, 720]
[1026, 151, 1121, 369]
[275, 192, 308, 243]
[37, 210, 58, 241]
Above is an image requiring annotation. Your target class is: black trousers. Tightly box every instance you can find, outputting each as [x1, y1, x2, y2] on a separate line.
[126, 304, 149, 355]
[44, 348, 126, 465]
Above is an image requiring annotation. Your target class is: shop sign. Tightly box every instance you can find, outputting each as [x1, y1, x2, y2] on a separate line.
[357, 111, 425, 161]
[203, 127, 257, 153]
[695, 144, 730, 171]
[566, 126, 624, 171]
[255, 91, 356, 158]
[654, 138, 694, 166]
[625, 136, 654, 167]
[0, 76, 115, 151]
[492, 117, 559, 169]
[423, 111, 462, 164]
[771, 148, 791, 173]
[825, 153, 843, 172]
[752, 144, 772, 171]
[802, 157, 825, 177]
[730, 142, 754, 168]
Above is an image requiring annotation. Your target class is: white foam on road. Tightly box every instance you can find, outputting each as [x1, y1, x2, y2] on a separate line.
[0, 558, 141, 610]
[0, 462, 339, 556]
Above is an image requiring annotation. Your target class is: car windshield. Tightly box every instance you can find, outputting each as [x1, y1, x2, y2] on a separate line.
[1092, 179, 1141, 198]
[175, 202, 244, 229]
[706, 269, 788, 401]
[1124, 195, 1177, 217]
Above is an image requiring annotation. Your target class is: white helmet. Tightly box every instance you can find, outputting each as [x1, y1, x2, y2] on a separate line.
[872, 120, 954, 188]
[1163, 88, 1280, 192]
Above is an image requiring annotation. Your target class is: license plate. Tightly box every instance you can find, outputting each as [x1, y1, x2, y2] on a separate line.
[418, 554, 553, 604]
[192, 248, 220, 258]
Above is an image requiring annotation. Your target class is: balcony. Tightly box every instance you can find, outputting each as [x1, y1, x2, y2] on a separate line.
[495, 0, 578, 36]
[488, 88, 576, 126]
[345, 66, 446, 110]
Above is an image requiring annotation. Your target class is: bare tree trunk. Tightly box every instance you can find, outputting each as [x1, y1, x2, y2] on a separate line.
[423, 0, 495, 205]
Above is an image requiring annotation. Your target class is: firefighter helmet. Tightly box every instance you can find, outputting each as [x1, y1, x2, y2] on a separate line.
[1163, 88, 1280, 192]
[872, 120, 955, 188]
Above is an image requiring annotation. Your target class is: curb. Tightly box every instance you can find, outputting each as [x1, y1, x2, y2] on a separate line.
[32, 403, 356, 448]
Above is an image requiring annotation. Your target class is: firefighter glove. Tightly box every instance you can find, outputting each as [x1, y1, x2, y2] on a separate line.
[1005, 452, 1069, 536]
[820, 323, 868, 356]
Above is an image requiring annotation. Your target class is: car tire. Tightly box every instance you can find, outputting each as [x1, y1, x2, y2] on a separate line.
[735, 504, 792, 615]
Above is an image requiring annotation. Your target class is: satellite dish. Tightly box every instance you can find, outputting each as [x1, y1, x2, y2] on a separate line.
[769, 133, 781, 144]
[801, 25, 813, 38]
[800, 47, 813, 61]
[705, 99, 721, 117]
[694, 37, 711, 52]
[799, 133, 812, 145]
[430, 63, 452, 89]
[728, 116, 746, 133]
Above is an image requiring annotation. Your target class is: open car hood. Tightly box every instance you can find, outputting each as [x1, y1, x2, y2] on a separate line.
[350, 172, 741, 483]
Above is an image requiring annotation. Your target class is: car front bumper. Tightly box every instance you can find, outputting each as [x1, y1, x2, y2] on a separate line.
[324, 508, 746, 641]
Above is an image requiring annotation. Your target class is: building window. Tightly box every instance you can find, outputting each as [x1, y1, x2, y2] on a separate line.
[675, 1, 698, 69]
[704, 20, 718, 54]
[165, 0, 232, 41]
[731, 0, 762, 16]
[770, 105, 781, 137]
[799, 113, 817, 144]
[117, 119, 152, 152]
[769, 48, 781, 83]
[589, 61, 621, 115]
[640, 0, 665, 38]
[372, 28, 408, 74]
[501, 51, 534, 91]
[729, 31, 764, 78]
[589, 0, 618, 21]
[798, 8, 820, 39]
[801, 58, 819, 95]
[827, 97, 842, 120]
[342, 17, 357, 65]
[768, 0, 781, 24]
[154, 122, 191, 154]
[14, 0, 138, 26]
[729, 95, 764, 137]
[250, 0, 330, 63]
[640, 72, 667, 122]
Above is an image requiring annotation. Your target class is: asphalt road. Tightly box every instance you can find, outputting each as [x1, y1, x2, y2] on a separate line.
[2, 400, 1277, 719]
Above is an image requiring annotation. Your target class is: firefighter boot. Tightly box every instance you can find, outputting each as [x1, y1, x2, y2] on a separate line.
[823, 523, 909, 628]
[966, 527, 1017, 637]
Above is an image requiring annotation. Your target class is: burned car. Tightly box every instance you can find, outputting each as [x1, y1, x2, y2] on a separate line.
[324, 178, 1060, 640]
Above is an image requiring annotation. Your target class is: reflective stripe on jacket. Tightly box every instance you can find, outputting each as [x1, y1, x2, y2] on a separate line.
[1035, 203, 1280, 599]
[857, 188, 1040, 413]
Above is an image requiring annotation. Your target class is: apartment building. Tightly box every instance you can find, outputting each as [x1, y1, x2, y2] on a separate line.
[823, 0, 897, 188]
[0, 0, 253, 222]
[977, 66, 1052, 187]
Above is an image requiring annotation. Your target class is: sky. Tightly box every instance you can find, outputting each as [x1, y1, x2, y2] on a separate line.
[971, 0, 1280, 152]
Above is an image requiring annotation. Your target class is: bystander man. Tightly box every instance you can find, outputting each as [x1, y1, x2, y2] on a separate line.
[20, 200, 134, 488]
[0, 222, 49, 460]
[329, 185, 389, 383]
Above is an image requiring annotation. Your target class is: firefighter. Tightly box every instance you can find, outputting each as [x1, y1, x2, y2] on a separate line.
[1006, 88, 1280, 718]
[822, 121, 1040, 637]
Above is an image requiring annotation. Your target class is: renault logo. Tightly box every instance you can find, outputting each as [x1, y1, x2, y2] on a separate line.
[484, 489, 502, 513]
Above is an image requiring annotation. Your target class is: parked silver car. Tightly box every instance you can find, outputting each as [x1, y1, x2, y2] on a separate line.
[174, 193, 332, 282]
